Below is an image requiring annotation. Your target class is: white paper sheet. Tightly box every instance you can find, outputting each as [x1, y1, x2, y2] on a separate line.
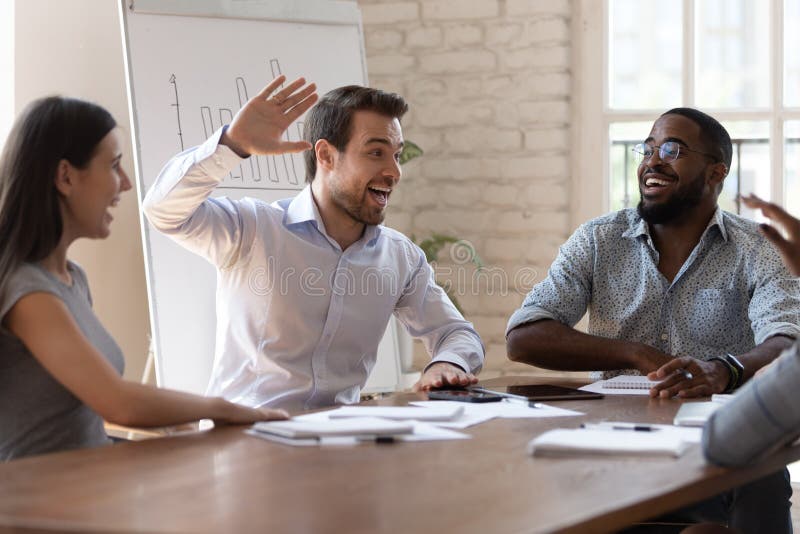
[410, 400, 584, 421]
[325, 405, 464, 421]
[581, 421, 703, 443]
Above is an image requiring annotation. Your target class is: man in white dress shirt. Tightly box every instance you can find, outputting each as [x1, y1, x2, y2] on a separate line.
[143, 76, 484, 411]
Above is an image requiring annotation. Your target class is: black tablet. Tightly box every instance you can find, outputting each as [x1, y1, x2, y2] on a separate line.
[471, 384, 603, 401]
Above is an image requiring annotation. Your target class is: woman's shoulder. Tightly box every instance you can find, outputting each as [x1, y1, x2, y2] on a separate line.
[6, 263, 57, 293]
[1, 263, 62, 318]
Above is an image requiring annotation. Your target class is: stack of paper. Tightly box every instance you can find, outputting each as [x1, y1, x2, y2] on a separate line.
[247, 417, 414, 446]
[528, 428, 691, 458]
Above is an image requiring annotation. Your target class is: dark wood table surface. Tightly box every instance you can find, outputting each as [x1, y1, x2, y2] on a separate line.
[0, 376, 797, 534]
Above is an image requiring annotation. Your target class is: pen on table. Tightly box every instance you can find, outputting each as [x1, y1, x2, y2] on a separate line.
[501, 397, 543, 409]
[356, 435, 397, 444]
[581, 423, 659, 432]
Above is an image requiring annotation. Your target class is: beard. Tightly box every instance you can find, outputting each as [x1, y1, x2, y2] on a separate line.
[637, 171, 706, 225]
[329, 181, 386, 226]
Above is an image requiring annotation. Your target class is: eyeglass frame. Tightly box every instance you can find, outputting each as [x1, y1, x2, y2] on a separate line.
[632, 141, 719, 165]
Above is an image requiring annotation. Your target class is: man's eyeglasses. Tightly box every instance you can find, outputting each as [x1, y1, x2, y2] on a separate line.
[632, 141, 718, 165]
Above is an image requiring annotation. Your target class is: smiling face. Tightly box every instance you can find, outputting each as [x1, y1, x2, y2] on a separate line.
[59, 129, 132, 239]
[637, 114, 723, 225]
[324, 110, 404, 226]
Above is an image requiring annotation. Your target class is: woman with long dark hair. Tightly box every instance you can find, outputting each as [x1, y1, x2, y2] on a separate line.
[0, 96, 287, 461]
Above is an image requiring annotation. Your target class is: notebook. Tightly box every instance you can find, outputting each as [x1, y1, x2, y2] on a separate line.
[580, 375, 663, 396]
[250, 417, 413, 439]
[527, 428, 690, 458]
[673, 401, 722, 427]
[601, 375, 661, 389]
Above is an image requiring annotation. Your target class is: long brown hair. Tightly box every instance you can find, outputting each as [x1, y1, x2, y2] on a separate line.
[0, 96, 116, 297]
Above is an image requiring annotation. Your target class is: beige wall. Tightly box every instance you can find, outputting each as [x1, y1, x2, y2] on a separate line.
[14, 0, 151, 381]
[357, 0, 575, 378]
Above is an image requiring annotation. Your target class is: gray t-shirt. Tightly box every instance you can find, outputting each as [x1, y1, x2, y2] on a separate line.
[0, 262, 124, 461]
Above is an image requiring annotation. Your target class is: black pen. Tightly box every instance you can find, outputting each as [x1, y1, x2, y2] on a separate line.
[581, 422, 659, 432]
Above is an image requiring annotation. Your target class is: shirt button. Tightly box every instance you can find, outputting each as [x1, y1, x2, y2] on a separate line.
[214, 156, 222, 165]
[660, 333, 668, 341]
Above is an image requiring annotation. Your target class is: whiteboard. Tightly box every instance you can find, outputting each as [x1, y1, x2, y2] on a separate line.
[121, 0, 402, 395]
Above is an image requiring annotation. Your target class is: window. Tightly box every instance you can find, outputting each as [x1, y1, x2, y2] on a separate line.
[575, 0, 800, 226]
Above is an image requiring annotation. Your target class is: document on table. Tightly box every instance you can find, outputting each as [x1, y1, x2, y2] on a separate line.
[580, 375, 662, 396]
[410, 400, 584, 427]
[248, 416, 468, 445]
[581, 422, 702, 443]
[290, 411, 472, 442]
[325, 405, 464, 421]
[528, 425, 695, 458]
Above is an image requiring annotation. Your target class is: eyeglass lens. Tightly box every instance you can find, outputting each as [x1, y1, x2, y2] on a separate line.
[634, 142, 680, 164]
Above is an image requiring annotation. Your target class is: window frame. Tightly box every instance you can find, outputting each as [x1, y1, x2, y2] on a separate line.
[574, 0, 800, 228]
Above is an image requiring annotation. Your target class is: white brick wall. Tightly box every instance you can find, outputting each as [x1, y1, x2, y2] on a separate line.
[357, 0, 573, 378]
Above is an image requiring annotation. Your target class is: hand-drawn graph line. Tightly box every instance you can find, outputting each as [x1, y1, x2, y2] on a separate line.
[170, 59, 305, 191]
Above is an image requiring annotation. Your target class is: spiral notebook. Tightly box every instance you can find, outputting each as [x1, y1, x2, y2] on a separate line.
[579, 375, 662, 396]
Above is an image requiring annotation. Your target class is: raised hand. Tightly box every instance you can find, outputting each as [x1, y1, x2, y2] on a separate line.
[741, 193, 800, 276]
[221, 75, 318, 157]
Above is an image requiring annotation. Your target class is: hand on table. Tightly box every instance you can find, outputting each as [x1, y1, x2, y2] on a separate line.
[647, 357, 729, 398]
[221, 75, 318, 157]
[740, 193, 800, 276]
[212, 401, 289, 426]
[413, 362, 478, 392]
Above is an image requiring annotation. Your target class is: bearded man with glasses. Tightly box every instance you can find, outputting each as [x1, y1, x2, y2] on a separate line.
[506, 108, 799, 533]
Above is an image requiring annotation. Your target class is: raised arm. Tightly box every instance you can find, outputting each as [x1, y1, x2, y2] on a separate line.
[142, 76, 317, 267]
[4, 293, 287, 427]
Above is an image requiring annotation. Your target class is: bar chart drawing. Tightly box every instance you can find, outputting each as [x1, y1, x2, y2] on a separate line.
[173, 59, 306, 191]
[169, 74, 184, 151]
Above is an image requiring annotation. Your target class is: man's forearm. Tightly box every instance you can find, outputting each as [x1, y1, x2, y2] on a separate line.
[506, 319, 670, 372]
[739, 334, 795, 381]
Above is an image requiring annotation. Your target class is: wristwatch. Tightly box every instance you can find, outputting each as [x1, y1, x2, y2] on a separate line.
[708, 353, 745, 393]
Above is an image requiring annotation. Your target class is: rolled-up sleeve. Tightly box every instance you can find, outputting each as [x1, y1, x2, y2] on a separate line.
[703, 342, 800, 466]
[506, 223, 595, 335]
[394, 247, 484, 374]
[748, 238, 800, 344]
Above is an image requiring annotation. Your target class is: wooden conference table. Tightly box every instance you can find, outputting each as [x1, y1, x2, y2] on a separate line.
[0, 376, 798, 534]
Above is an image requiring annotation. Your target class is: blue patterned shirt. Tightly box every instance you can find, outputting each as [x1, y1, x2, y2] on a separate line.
[507, 208, 800, 377]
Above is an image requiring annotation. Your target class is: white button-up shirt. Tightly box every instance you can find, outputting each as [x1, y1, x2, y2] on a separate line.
[143, 128, 484, 411]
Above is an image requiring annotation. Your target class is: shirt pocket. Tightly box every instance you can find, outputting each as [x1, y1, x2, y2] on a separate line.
[687, 288, 747, 347]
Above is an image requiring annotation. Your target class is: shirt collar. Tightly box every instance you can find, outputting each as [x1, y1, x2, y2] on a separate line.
[622, 206, 728, 242]
[285, 185, 382, 246]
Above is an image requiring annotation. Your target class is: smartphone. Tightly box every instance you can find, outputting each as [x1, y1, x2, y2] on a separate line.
[427, 389, 504, 403]
[471, 384, 604, 401]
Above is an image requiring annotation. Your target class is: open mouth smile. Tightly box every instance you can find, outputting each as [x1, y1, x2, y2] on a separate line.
[367, 186, 392, 207]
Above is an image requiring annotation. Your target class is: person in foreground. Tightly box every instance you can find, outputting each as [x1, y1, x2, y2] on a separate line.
[0, 96, 287, 461]
[506, 108, 798, 398]
[683, 195, 800, 533]
[505, 108, 798, 533]
[143, 76, 484, 412]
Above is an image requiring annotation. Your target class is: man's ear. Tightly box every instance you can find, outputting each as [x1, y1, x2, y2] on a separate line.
[315, 139, 337, 172]
[707, 161, 728, 189]
[54, 159, 74, 197]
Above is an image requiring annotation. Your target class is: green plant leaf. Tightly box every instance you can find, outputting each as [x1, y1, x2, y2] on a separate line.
[399, 140, 424, 165]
